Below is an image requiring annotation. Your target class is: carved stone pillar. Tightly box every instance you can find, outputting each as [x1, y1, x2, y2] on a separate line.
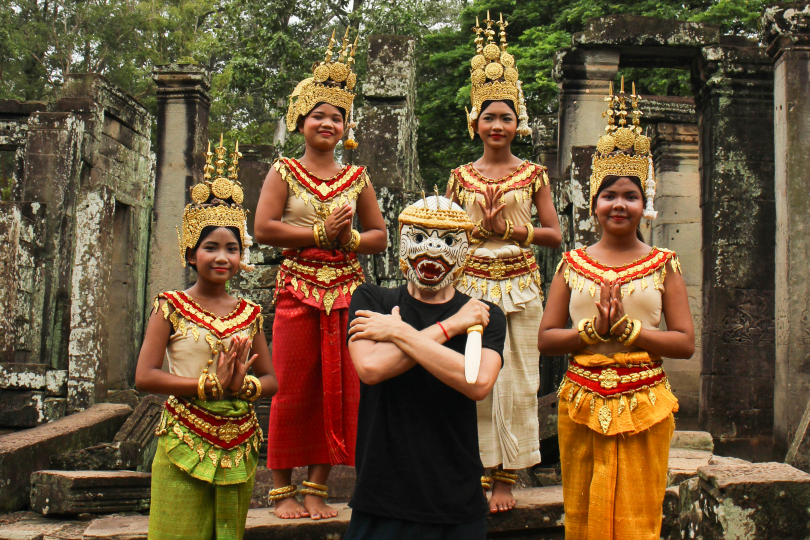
[353, 35, 420, 286]
[148, 64, 210, 300]
[762, 1, 810, 456]
[694, 44, 775, 460]
[651, 121, 702, 423]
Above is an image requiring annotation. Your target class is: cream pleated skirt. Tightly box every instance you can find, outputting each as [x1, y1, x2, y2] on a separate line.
[476, 294, 542, 470]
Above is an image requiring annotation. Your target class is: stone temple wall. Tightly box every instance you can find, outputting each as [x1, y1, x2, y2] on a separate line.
[0, 75, 154, 427]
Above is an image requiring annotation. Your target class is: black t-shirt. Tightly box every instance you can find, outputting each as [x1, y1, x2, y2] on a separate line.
[347, 284, 507, 524]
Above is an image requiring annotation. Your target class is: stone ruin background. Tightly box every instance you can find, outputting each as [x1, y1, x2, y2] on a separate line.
[2, 4, 810, 538]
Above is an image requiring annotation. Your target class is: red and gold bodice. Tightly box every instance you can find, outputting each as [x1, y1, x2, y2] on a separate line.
[154, 291, 263, 379]
[556, 247, 682, 436]
[272, 157, 369, 315]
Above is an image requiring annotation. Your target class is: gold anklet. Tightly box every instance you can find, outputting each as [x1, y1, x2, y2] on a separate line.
[268, 485, 298, 501]
[492, 470, 518, 485]
[481, 476, 493, 490]
[300, 481, 328, 499]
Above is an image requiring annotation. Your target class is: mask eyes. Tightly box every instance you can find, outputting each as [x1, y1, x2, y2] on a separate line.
[414, 233, 425, 243]
[444, 236, 454, 246]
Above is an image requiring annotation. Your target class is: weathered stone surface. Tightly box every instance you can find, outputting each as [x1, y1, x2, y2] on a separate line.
[538, 392, 559, 441]
[30, 470, 150, 515]
[695, 43, 775, 462]
[52, 395, 163, 472]
[678, 477, 703, 540]
[0, 511, 90, 540]
[671, 431, 714, 452]
[660, 486, 681, 540]
[785, 394, 810, 474]
[0, 403, 132, 512]
[0, 202, 46, 364]
[569, 146, 599, 249]
[761, 1, 810, 458]
[0, 390, 66, 427]
[238, 144, 276, 234]
[82, 515, 150, 540]
[105, 389, 140, 410]
[573, 15, 721, 54]
[698, 462, 810, 539]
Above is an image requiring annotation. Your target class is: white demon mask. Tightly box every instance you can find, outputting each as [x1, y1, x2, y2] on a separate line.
[398, 195, 473, 291]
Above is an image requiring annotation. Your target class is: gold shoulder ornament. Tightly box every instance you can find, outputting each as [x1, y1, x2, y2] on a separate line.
[177, 135, 255, 272]
[465, 12, 531, 140]
[590, 77, 658, 219]
[286, 28, 360, 149]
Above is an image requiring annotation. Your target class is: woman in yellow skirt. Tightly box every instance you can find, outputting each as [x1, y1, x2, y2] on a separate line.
[537, 81, 694, 540]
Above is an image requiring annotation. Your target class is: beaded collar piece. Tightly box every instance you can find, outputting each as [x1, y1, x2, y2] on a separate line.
[559, 247, 681, 297]
[449, 161, 549, 207]
[155, 291, 262, 340]
[274, 158, 368, 218]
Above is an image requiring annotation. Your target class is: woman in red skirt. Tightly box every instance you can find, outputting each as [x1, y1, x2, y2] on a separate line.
[254, 30, 387, 520]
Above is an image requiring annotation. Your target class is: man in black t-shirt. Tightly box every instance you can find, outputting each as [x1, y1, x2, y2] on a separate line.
[344, 196, 507, 540]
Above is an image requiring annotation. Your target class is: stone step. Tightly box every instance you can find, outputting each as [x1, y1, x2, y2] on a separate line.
[81, 486, 565, 539]
[30, 470, 151, 516]
[0, 403, 133, 512]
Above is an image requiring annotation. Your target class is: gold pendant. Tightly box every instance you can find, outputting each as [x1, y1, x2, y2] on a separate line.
[196, 442, 205, 462]
[630, 393, 638, 411]
[649, 389, 657, 407]
[598, 404, 612, 434]
[617, 396, 626, 416]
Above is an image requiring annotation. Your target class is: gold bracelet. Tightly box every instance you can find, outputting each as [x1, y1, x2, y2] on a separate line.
[197, 373, 208, 401]
[207, 373, 223, 399]
[578, 318, 599, 345]
[339, 229, 361, 252]
[313, 222, 322, 248]
[586, 317, 610, 343]
[474, 219, 493, 238]
[622, 319, 643, 346]
[610, 314, 629, 336]
[502, 219, 514, 241]
[239, 375, 262, 402]
[618, 318, 634, 342]
[521, 222, 535, 247]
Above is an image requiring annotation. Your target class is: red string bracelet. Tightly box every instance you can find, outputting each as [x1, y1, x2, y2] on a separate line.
[437, 321, 450, 340]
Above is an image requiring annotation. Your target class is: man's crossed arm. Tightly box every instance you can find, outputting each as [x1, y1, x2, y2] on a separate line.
[347, 298, 501, 401]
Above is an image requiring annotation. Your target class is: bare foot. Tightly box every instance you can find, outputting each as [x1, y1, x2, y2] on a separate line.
[488, 481, 516, 513]
[303, 494, 338, 520]
[274, 497, 310, 519]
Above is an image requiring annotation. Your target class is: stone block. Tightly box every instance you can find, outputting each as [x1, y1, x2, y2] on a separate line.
[0, 511, 91, 540]
[785, 395, 810, 474]
[671, 431, 714, 452]
[364, 35, 416, 100]
[0, 403, 132, 512]
[678, 477, 703, 540]
[661, 486, 681, 540]
[702, 159, 775, 201]
[0, 364, 67, 395]
[52, 395, 163, 472]
[537, 392, 559, 441]
[231, 265, 279, 291]
[30, 470, 150, 515]
[698, 462, 810, 539]
[0, 390, 48, 427]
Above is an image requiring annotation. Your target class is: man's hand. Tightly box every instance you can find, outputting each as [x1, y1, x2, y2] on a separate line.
[348, 306, 408, 343]
[444, 298, 490, 337]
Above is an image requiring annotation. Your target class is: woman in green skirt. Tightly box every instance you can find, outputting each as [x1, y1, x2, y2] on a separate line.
[135, 139, 278, 539]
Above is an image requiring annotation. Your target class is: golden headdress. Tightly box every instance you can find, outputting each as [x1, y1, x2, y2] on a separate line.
[590, 78, 657, 219]
[178, 136, 255, 271]
[398, 188, 475, 233]
[466, 12, 531, 139]
[286, 28, 360, 149]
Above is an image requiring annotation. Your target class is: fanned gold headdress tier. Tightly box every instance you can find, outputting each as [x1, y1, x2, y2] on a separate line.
[466, 12, 531, 139]
[286, 28, 360, 149]
[398, 188, 475, 232]
[590, 78, 657, 219]
[178, 135, 255, 271]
